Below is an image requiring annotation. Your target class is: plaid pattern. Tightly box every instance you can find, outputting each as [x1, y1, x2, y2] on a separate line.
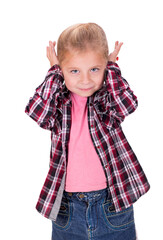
[25, 62, 150, 220]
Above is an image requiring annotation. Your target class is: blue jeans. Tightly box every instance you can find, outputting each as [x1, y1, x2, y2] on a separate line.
[52, 188, 136, 240]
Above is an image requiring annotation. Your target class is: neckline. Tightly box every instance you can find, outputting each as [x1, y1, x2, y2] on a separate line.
[71, 92, 88, 100]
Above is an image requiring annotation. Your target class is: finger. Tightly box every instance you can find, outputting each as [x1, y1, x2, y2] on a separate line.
[49, 41, 53, 49]
[119, 42, 123, 48]
[50, 41, 57, 54]
[118, 42, 123, 49]
[115, 41, 119, 49]
[115, 41, 123, 50]
[52, 42, 57, 54]
[53, 41, 56, 47]
[116, 42, 123, 55]
[49, 41, 54, 51]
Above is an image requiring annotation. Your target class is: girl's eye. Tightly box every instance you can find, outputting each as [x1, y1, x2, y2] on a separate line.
[91, 68, 99, 72]
[70, 69, 79, 74]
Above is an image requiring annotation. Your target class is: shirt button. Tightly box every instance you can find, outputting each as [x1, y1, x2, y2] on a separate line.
[97, 146, 101, 149]
[109, 205, 115, 212]
[79, 194, 85, 198]
[60, 205, 66, 211]
[90, 124, 94, 128]
[68, 192, 72, 197]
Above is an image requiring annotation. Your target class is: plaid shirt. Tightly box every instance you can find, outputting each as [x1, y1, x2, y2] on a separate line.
[25, 62, 150, 221]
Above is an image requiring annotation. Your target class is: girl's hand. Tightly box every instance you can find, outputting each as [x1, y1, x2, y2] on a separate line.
[108, 41, 123, 62]
[46, 41, 59, 67]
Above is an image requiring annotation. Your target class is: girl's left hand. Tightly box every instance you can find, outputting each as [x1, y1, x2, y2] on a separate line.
[108, 41, 123, 62]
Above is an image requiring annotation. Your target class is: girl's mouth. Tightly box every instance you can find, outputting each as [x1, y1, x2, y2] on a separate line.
[79, 87, 93, 91]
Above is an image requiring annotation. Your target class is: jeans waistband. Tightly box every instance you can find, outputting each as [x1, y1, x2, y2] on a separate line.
[64, 188, 109, 203]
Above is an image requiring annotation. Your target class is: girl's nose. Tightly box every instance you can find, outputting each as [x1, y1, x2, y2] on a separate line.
[81, 73, 90, 84]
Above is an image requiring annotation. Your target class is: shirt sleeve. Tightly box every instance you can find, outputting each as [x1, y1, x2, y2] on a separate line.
[25, 64, 64, 130]
[105, 61, 138, 124]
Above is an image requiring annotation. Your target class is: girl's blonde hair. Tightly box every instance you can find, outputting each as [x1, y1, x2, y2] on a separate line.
[57, 23, 109, 65]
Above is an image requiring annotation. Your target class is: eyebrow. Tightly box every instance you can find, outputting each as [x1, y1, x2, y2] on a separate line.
[67, 64, 104, 70]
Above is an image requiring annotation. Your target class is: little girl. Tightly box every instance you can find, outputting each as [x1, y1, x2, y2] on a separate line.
[25, 23, 150, 240]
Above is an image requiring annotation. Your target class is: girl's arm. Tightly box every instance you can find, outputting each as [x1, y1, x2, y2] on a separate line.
[25, 41, 63, 130]
[106, 42, 138, 124]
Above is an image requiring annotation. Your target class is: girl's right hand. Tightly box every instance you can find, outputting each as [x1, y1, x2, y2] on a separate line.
[46, 41, 59, 67]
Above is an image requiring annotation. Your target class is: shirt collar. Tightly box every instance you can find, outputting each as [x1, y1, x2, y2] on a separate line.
[60, 83, 107, 106]
[60, 85, 71, 105]
[93, 85, 107, 104]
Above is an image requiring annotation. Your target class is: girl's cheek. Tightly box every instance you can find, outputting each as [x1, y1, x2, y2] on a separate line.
[64, 79, 72, 90]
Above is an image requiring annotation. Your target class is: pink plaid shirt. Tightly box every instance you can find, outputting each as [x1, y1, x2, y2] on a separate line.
[25, 62, 150, 221]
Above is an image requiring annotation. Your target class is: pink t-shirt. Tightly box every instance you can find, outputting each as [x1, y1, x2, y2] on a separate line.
[65, 92, 107, 192]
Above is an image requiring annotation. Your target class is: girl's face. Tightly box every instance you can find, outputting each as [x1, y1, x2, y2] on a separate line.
[60, 49, 107, 97]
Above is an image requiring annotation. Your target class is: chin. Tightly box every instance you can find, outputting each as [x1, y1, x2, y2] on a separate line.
[77, 91, 95, 97]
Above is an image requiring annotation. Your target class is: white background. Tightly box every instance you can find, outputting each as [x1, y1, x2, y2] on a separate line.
[0, 0, 162, 239]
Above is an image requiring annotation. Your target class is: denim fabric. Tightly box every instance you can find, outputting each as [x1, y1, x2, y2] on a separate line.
[52, 188, 136, 240]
